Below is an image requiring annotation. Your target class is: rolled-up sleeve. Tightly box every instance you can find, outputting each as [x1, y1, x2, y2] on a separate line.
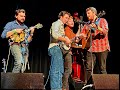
[51, 21, 63, 39]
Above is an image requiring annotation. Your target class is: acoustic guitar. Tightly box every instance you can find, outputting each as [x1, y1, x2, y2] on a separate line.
[81, 10, 106, 49]
[10, 23, 43, 43]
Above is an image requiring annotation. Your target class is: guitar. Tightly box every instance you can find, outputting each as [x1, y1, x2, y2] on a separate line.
[81, 10, 106, 49]
[10, 23, 43, 43]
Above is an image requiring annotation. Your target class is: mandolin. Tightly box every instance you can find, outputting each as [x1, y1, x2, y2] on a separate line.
[10, 23, 43, 43]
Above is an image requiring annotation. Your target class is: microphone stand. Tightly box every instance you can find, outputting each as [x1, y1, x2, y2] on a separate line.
[77, 18, 95, 88]
[89, 29, 94, 75]
[81, 28, 94, 89]
[86, 27, 95, 85]
[78, 21, 89, 85]
[75, 18, 94, 84]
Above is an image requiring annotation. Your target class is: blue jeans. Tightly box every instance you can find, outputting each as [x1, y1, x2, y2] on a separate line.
[48, 46, 64, 90]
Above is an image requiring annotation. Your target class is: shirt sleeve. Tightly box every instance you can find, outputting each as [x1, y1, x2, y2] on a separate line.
[1, 22, 12, 38]
[100, 18, 108, 32]
[51, 22, 62, 39]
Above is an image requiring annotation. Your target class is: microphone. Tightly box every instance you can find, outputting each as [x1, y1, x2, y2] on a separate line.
[74, 16, 89, 24]
[80, 16, 83, 22]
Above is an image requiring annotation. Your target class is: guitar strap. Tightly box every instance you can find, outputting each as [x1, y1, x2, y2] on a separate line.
[20, 30, 30, 72]
[90, 18, 101, 32]
[21, 30, 29, 55]
[95, 18, 100, 25]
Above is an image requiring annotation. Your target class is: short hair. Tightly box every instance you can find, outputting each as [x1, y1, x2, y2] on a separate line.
[15, 9, 26, 16]
[58, 11, 71, 18]
[66, 16, 73, 24]
[69, 16, 73, 19]
[86, 7, 97, 15]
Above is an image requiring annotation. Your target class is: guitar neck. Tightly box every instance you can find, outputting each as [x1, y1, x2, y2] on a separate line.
[24, 23, 43, 32]
[24, 28, 31, 33]
[24, 26, 37, 32]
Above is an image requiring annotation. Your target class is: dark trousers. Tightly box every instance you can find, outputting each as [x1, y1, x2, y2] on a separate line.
[61, 48, 72, 90]
[86, 50, 108, 81]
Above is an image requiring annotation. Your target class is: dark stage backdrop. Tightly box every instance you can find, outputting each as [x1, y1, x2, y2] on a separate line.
[0, 0, 119, 78]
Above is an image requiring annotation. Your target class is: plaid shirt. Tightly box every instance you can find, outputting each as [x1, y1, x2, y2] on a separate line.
[81, 18, 110, 52]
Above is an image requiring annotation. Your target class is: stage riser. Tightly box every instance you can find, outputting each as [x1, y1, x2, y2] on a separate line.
[92, 74, 119, 90]
[1, 72, 44, 89]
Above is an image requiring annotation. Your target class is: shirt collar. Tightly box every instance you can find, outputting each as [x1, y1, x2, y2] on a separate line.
[13, 20, 25, 26]
[58, 19, 64, 26]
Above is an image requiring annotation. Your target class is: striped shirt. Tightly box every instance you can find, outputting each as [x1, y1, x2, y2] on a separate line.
[81, 18, 110, 52]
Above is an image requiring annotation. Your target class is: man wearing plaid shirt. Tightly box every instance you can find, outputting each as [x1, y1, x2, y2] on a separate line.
[79, 7, 110, 82]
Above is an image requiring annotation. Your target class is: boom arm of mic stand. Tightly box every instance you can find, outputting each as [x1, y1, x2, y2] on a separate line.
[78, 21, 89, 24]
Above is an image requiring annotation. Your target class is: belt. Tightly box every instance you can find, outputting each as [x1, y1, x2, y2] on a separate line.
[11, 42, 20, 46]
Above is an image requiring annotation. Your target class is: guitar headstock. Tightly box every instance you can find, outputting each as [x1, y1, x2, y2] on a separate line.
[34, 23, 43, 29]
[97, 10, 106, 18]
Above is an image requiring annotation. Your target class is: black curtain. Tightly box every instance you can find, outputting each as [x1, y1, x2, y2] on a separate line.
[0, 0, 119, 78]
[0, 28, 50, 78]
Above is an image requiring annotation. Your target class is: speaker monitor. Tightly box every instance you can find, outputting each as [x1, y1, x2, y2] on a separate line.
[1, 72, 44, 89]
[92, 74, 119, 90]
